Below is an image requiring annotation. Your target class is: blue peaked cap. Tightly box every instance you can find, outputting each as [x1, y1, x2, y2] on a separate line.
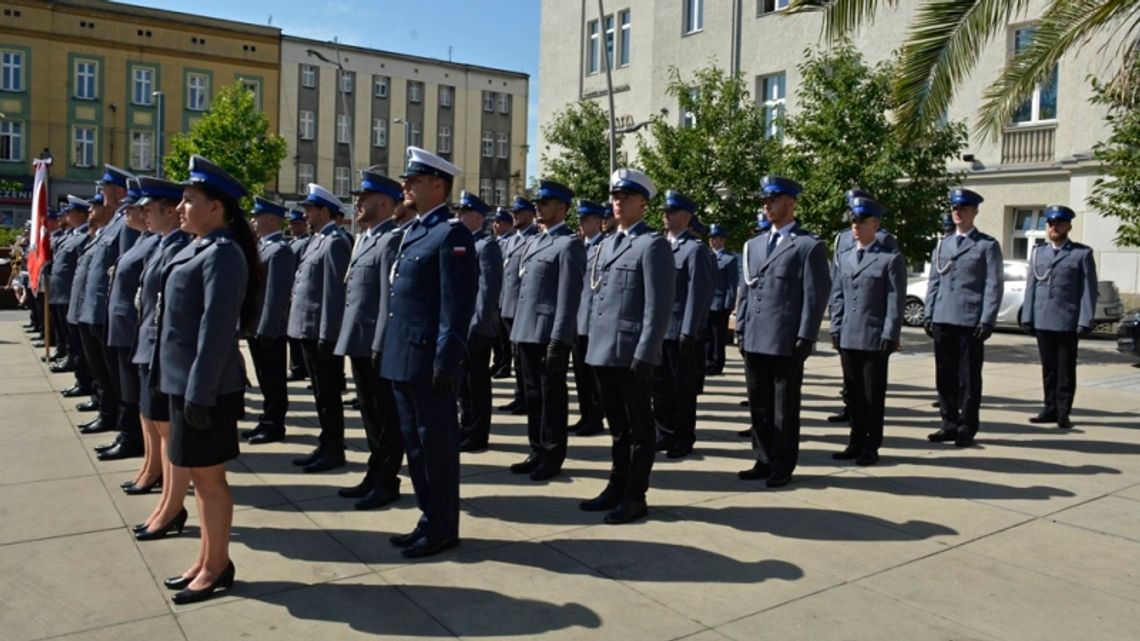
[577, 199, 606, 219]
[536, 180, 575, 204]
[1044, 205, 1075, 222]
[949, 188, 984, 206]
[510, 196, 536, 213]
[845, 188, 873, 205]
[849, 197, 885, 219]
[709, 223, 727, 237]
[761, 175, 802, 198]
[664, 190, 698, 214]
[457, 190, 490, 216]
[756, 214, 772, 231]
[252, 196, 288, 218]
[136, 177, 183, 206]
[100, 164, 132, 188]
[184, 155, 247, 201]
[289, 209, 306, 223]
[493, 207, 513, 224]
[353, 169, 403, 201]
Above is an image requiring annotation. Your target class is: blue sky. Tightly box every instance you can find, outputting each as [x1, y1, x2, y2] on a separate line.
[128, 0, 542, 180]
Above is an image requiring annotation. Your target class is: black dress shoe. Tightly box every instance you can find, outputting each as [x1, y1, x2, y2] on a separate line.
[856, 451, 880, 466]
[287, 371, 307, 381]
[61, 385, 90, 398]
[50, 361, 74, 373]
[164, 575, 193, 591]
[832, 445, 861, 460]
[491, 368, 511, 379]
[927, 428, 956, 443]
[338, 478, 374, 498]
[604, 500, 648, 524]
[575, 423, 604, 437]
[1028, 412, 1058, 424]
[766, 474, 792, 488]
[123, 475, 162, 495]
[529, 464, 561, 481]
[739, 399, 750, 407]
[390, 527, 423, 548]
[401, 537, 459, 559]
[96, 434, 125, 453]
[737, 428, 753, 438]
[292, 448, 322, 466]
[826, 409, 851, 423]
[954, 431, 975, 447]
[303, 454, 346, 473]
[355, 487, 400, 510]
[507, 405, 527, 416]
[344, 397, 360, 409]
[653, 437, 673, 452]
[79, 418, 114, 434]
[239, 425, 263, 440]
[172, 561, 235, 605]
[458, 438, 488, 452]
[579, 488, 622, 512]
[666, 443, 694, 459]
[247, 430, 285, 445]
[497, 400, 523, 412]
[738, 462, 772, 481]
[509, 453, 541, 474]
[98, 442, 144, 461]
[1057, 416, 1073, 429]
[31, 340, 45, 348]
[136, 508, 188, 541]
[76, 399, 99, 412]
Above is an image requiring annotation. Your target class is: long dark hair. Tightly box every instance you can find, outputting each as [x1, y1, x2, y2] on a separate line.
[200, 183, 264, 333]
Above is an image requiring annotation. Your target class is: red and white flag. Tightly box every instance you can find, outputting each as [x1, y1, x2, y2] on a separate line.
[27, 157, 52, 293]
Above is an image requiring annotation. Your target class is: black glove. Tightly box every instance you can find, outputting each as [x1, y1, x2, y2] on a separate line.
[319, 339, 336, 361]
[794, 338, 813, 361]
[1078, 326, 1092, 338]
[923, 319, 934, 338]
[830, 334, 841, 351]
[545, 340, 571, 376]
[1021, 323, 1035, 337]
[371, 351, 381, 370]
[973, 324, 993, 341]
[879, 339, 898, 356]
[431, 368, 457, 394]
[183, 401, 214, 431]
[630, 358, 655, 386]
[679, 334, 699, 356]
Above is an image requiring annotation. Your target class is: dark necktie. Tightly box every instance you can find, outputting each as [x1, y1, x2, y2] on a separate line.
[767, 232, 778, 256]
[857, 248, 865, 263]
[956, 235, 964, 247]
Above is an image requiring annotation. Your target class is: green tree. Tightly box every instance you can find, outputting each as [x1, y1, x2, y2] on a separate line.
[776, 44, 967, 266]
[164, 83, 287, 206]
[539, 100, 614, 204]
[636, 65, 776, 245]
[1089, 64, 1140, 246]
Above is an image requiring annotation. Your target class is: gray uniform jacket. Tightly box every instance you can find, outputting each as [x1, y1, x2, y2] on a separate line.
[133, 230, 190, 365]
[499, 224, 539, 321]
[370, 220, 413, 356]
[334, 219, 394, 358]
[290, 233, 312, 261]
[577, 233, 605, 337]
[107, 232, 160, 349]
[156, 229, 248, 406]
[287, 221, 351, 343]
[665, 231, 714, 341]
[925, 228, 1004, 328]
[585, 220, 676, 368]
[833, 228, 897, 266]
[470, 230, 504, 339]
[254, 232, 296, 339]
[80, 211, 141, 326]
[66, 230, 95, 325]
[49, 224, 88, 305]
[829, 239, 907, 351]
[1020, 241, 1098, 333]
[509, 224, 586, 346]
[710, 248, 739, 312]
[736, 221, 830, 357]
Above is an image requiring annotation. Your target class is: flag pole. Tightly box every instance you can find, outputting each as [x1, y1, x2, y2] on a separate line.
[43, 279, 51, 361]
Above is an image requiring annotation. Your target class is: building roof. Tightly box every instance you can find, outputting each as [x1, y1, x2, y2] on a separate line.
[40, 0, 281, 38]
[284, 34, 529, 81]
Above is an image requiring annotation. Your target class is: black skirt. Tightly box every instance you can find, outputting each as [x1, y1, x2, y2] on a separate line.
[138, 364, 170, 422]
[168, 392, 242, 467]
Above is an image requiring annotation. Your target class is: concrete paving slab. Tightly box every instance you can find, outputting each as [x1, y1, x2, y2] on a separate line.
[1048, 495, 1140, 543]
[44, 615, 186, 641]
[0, 436, 96, 486]
[0, 475, 124, 545]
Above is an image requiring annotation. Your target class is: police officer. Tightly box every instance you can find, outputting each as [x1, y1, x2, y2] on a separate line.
[582, 169, 675, 523]
[64, 195, 100, 403]
[925, 188, 1003, 447]
[572, 200, 607, 437]
[381, 147, 477, 558]
[509, 180, 586, 480]
[287, 209, 311, 382]
[498, 196, 539, 414]
[490, 207, 515, 379]
[456, 191, 503, 452]
[1020, 205, 1097, 429]
[653, 190, 713, 459]
[50, 197, 92, 377]
[37, 210, 67, 361]
[241, 197, 297, 445]
[736, 176, 830, 487]
[828, 198, 906, 466]
[705, 224, 738, 376]
[288, 183, 351, 473]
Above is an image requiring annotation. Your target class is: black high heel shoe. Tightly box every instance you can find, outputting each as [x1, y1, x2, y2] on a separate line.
[132, 522, 148, 533]
[163, 574, 194, 590]
[123, 476, 162, 495]
[172, 561, 235, 605]
[135, 508, 187, 541]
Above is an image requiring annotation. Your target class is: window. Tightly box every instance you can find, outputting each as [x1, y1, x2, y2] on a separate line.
[73, 126, 96, 167]
[339, 70, 353, 94]
[497, 132, 509, 159]
[479, 178, 493, 203]
[498, 93, 510, 114]
[334, 166, 350, 197]
[2, 51, 24, 91]
[130, 131, 154, 170]
[300, 64, 316, 88]
[186, 72, 208, 111]
[299, 110, 315, 140]
[373, 75, 388, 98]
[759, 73, 786, 139]
[586, 20, 599, 74]
[132, 67, 154, 105]
[483, 91, 495, 112]
[438, 125, 451, 153]
[494, 179, 506, 206]
[681, 87, 698, 128]
[239, 78, 261, 106]
[408, 81, 422, 103]
[618, 10, 631, 66]
[604, 14, 616, 69]
[759, 0, 789, 14]
[297, 162, 314, 186]
[1010, 207, 1047, 259]
[336, 114, 352, 144]
[0, 120, 22, 161]
[1011, 28, 1058, 124]
[684, 0, 704, 34]
[482, 130, 494, 158]
[409, 122, 422, 147]
[440, 85, 452, 108]
[373, 118, 387, 147]
[75, 60, 97, 99]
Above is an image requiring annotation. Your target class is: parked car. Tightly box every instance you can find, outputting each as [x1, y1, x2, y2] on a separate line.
[1117, 308, 1140, 360]
[904, 261, 1124, 329]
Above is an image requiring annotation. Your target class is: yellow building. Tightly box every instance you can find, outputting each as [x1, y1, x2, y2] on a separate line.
[0, 0, 280, 223]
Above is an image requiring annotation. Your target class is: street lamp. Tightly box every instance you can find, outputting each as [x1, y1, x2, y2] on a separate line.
[152, 91, 165, 178]
[392, 117, 413, 149]
[307, 41, 356, 235]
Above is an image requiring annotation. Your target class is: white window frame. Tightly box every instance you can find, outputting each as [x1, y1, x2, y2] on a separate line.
[482, 130, 494, 158]
[1009, 207, 1048, 260]
[374, 75, 388, 98]
[758, 0, 789, 15]
[684, 0, 704, 34]
[372, 118, 387, 147]
[479, 178, 493, 203]
[129, 130, 154, 171]
[408, 81, 422, 104]
[618, 10, 631, 67]
[336, 114, 352, 144]
[0, 120, 23, 161]
[497, 132, 509, 159]
[681, 87, 698, 128]
[297, 162, 314, 186]
[239, 77, 261, 106]
[339, 70, 353, 94]
[186, 72, 208, 111]
[300, 64, 316, 88]
[498, 93, 510, 114]
[604, 14, 616, 70]
[1, 51, 23, 92]
[73, 126, 96, 167]
[438, 125, 451, 153]
[586, 20, 600, 75]
[483, 91, 495, 112]
[494, 179, 506, 207]
[334, 166, 350, 198]
[1011, 27, 1058, 125]
[440, 85, 452, 108]
[759, 73, 786, 139]
[299, 110, 315, 140]
[132, 67, 154, 105]
[75, 60, 98, 100]
[409, 122, 422, 147]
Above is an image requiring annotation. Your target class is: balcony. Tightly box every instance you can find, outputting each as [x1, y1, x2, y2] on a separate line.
[1001, 123, 1056, 165]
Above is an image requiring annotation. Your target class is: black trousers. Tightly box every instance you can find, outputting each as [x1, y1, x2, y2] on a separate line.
[594, 365, 656, 502]
[48, 303, 68, 355]
[67, 322, 92, 389]
[1036, 330, 1078, 420]
[503, 318, 525, 407]
[491, 317, 511, 375]
[393, 381, 460, 542]
[112, 345, 143, 446]
[518, 341, 569, 468]
[288, 337, 308, 378]
[29, 292, 44, 331]
[842, 349, 889, 452]
[653, 339, 700, 448]
[351, 356, 403, 491]
[459, 333, 494, 446]
[932, 323, 984, 436]
[572, 334, 604, 431]
[247, 335, 288, 428]
[79, 323, 118, 424]
[706, 311, 730, 373]
[743, 352, 804, 477]
[837, 347, 853, 409]
[300, 339, 345, 454]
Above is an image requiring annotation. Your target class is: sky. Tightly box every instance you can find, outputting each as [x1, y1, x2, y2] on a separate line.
[128, 0, 542, 181]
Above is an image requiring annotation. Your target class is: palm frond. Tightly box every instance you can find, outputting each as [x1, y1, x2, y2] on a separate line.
[787, 0, 901, 42]
[976, 0, 1140, 140]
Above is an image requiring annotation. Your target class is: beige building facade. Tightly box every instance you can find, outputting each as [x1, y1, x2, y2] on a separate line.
[278, 36, 529, 207]
[538, 0, 1140, 293]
